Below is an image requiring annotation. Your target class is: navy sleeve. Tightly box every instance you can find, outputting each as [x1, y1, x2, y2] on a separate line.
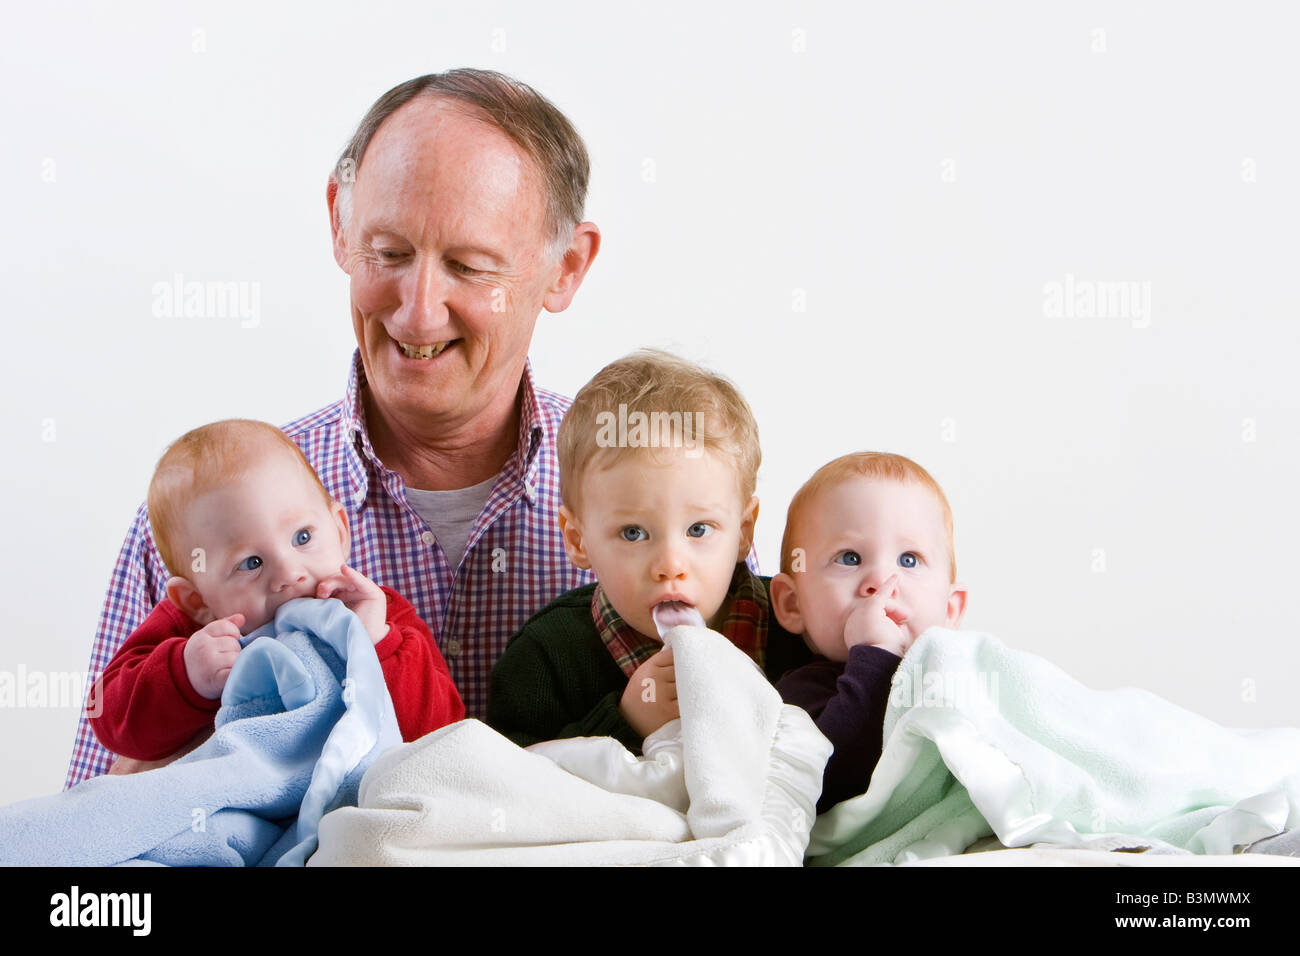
[777, 644, 902, 814]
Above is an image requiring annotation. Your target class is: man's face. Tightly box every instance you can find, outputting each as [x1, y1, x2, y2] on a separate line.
[560, 450, 759, 641]
[334, 96, 562, 432]
[780, 477, 964, 662]
[178, 452, 350, 632]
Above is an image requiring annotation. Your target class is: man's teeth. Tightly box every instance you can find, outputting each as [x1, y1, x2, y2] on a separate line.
[398, 341, 451, 360]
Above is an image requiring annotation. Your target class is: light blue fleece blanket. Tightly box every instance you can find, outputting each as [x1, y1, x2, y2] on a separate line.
[0, 598, 400, 866]
[807, 629, 1300, 866]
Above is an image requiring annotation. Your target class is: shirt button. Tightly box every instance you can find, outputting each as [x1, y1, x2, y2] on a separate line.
[444, 639, 462, 658]
[421, 531, 435, 546]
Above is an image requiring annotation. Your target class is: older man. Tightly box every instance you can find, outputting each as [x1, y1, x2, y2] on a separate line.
[66, 69, 600, 786]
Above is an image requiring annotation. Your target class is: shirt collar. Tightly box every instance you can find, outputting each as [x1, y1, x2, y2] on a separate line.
[340, 349, 546, 508]
[592, 562, 771, 677]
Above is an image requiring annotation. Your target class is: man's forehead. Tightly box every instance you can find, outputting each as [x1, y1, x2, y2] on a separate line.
[353, 97, 541, 210]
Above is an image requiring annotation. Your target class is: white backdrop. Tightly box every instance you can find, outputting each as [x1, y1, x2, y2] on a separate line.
[3, 1, 1298, 805]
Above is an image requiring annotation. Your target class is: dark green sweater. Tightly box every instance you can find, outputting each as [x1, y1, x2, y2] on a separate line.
[485, 579, 813, 755]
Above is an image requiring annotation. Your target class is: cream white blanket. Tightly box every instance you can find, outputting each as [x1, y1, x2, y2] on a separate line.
[309, 625, 832, 866]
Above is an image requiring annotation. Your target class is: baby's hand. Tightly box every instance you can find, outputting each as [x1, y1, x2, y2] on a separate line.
[316, 564, 389, 644]
[184, 614, 245, 700]
[843, 574, 911, 658]
[619, 645, 679, 739]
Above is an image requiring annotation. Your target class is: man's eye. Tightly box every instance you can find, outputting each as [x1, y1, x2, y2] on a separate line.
[620, 526, 648, 542]
[687, 522, 712, 538]
[238, 555, 263, 572]
[899, 552, 919, 569]
[448, 260, 481, 276]
[294, 528, 312, 547]
[377, 249, 407, 262]
[834, 551, 861, 566]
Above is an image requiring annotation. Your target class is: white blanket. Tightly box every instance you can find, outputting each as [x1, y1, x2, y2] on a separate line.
[309, 625, 832, 866]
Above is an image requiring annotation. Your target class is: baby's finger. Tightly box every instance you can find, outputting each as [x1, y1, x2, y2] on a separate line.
[205, 620, 242, 640]
[339, 563, 377, 589]
[315, 573, 349, 600]
[652, 645, 674, 665]
[866, 575, 899, 604]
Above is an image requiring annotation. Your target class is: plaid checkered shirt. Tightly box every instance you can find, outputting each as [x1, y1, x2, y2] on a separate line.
[593, 562, 770, 676]
[66, 351, 594, 788]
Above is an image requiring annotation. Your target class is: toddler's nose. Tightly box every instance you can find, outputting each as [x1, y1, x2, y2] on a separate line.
[653, 541, 688, 581]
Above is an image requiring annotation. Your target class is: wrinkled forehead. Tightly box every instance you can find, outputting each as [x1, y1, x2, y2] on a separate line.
[350, 97, 547, 232]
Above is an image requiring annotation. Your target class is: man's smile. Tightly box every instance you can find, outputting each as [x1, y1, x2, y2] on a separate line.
[397, 340, 458, 360]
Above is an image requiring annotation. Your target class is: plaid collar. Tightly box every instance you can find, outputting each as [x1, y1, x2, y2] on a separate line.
[591, 562, 770, 677]
[338, 350, 547, 509]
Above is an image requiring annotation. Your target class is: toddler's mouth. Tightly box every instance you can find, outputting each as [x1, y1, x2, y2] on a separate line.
[651, 600, 705, 637]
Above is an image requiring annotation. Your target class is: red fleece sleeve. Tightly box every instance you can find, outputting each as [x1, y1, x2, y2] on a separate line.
[87, 599, 221, 761]
[371, 586, 465, 741]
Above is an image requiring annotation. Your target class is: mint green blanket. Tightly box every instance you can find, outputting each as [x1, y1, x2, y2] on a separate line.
[807, 629, 1300, 866]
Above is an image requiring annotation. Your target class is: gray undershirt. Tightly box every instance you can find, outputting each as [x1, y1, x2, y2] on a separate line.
[405, 475, 499, 570]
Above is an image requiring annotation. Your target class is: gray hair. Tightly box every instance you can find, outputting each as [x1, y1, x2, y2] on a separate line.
[333, 69, 590, 258]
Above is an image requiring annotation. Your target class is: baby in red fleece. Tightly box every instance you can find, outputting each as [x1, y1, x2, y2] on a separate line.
[88, 419, 463, 769]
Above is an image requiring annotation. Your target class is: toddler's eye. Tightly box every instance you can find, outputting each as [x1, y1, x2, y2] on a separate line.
[687, 522, 712, 538]
[294, 528, 312, 546]
[620, 526, 648, 542]
[898, 552, 919, 569]
[238, 555, 263, 572]
[834, 551, 861, 566]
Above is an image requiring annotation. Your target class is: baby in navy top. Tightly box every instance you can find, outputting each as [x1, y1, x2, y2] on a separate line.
[771, 452, 968, 813]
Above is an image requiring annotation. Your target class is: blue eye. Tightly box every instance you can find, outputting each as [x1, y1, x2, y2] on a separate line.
[899, 552, 918, 569]
[834, 551, 861, 566]
[620, 526, 648, 542]
[238, 555, 263, 572]
[687, 522, 712, 538]
[294, 528, 312, 546]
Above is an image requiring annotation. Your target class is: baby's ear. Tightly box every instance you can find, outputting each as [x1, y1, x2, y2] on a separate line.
[166, 576, 214, 626]
[945, 583, 968, 629]
[557, 505, 592, 571]
[769, 572, 805, 635]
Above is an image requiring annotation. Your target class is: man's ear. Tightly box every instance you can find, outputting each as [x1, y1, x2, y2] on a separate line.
[557, 505, 592, 571]
[736, 496, 760, 562]
[769, 572, 805, 635]
[331, 500, 351, 557]
[945, 583, 968, 629]
[542, 222, 600, 313]
[166, 576, 214, 626]
[326, 176, 350, 273]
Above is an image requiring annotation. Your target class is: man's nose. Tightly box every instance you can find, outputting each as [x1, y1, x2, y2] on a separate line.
[400, 254, 450, 327]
